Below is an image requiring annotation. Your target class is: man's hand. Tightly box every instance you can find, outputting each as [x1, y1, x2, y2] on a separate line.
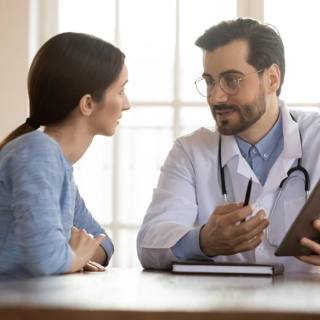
[295, 219, 320, 265]
[199, 202, 269, 256]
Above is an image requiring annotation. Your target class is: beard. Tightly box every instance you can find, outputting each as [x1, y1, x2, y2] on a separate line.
[211, 88, 266, 136]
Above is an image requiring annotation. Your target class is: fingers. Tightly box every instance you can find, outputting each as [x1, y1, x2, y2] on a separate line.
[294, 237, 320, 266]
[232, 210, 268, 237]
[225, 204, 255, 225]
[89, 261, 105, 271]
[300, 238, 320, 255]
[231, 219, 269, 246]
[233, 231, 264, 253]
[83, 261, 105, 272]
[94, 234, 107, 246]
[295, 255, 320, 266]
[83, 262, 99, 271]
[314, 220, 320, 232]
[70, 226, 79, 233]
[214, 202, 243, 215]
[70, 227, 106, 249]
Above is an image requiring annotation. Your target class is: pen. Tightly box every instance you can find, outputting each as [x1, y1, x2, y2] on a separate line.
[241, 177, 252, 223]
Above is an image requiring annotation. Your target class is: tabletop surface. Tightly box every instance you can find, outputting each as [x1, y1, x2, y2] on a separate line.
[1, 268, 320, 319]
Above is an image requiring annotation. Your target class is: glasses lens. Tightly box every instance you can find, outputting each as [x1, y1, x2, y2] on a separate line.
[220, 76, 239, 95]
[195, 78, 214, 97]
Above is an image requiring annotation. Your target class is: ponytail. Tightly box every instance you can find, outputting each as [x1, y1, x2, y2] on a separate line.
[0, 122, 37, 152]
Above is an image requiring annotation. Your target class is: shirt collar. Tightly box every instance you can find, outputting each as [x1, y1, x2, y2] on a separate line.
[220, 98, 301, 166]
[235, 108, 283, 161]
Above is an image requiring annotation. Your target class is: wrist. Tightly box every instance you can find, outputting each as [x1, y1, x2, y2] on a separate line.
[199, 225, 210, 255]
[66, 252, 86, 273]
[199, 226, 217, 257]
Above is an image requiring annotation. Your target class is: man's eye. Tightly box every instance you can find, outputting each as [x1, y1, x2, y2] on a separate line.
[206, 79, 214, 86]
[225, 77, 238, 84]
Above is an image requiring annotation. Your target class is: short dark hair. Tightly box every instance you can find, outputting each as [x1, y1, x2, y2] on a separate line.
[0, 32, 125, 151]
[195, 17, 285, 97]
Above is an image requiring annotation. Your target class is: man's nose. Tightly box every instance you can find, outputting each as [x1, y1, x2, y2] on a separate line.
[209, 83, 229, 105]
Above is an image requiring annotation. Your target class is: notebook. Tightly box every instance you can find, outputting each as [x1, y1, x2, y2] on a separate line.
[172, 260, 284, 276]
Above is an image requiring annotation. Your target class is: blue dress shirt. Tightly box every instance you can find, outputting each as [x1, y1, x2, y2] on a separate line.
[171, 109, 284, 260]
[235, 111, 284, 186]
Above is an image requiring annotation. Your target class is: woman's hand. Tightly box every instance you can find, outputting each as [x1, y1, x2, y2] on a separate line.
[83, 261, 105, 272]
[295, 219, 320, 265]
[67, 226, 106, 273]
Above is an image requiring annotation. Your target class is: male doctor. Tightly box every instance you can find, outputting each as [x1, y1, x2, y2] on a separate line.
[137, 18, 320, 272]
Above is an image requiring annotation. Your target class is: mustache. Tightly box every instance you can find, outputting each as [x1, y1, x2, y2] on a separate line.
[212, 104, 239, 112]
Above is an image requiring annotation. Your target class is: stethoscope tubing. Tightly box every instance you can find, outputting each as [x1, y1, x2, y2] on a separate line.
[218, 113, 310, 247]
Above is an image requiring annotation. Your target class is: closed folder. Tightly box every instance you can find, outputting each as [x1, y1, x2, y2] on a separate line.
[172, 260, 284, 276]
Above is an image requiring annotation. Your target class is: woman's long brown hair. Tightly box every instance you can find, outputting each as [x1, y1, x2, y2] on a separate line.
[0, 32, 125, 151]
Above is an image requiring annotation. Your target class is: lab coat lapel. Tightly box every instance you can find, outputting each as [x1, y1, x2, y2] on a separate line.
[281, 100, 301, 160]
[221, 134, 260, 184]
[263, 152, 292, 195]
[220, 99, 301, 199]
[263, 100, 301, 195]
[220, 134, 260, 203]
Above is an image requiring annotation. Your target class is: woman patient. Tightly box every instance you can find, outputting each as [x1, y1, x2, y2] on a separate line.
[0, 32, 130, 280]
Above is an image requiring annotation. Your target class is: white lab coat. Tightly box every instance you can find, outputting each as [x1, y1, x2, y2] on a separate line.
[137, 100, 320, 272]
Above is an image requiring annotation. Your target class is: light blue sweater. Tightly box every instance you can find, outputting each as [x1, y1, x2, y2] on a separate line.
[0, 131, 114, 280]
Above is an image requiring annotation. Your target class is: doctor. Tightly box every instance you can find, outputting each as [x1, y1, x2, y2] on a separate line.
[137, 17, 320, 272]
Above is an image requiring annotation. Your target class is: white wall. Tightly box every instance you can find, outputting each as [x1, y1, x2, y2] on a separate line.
[0, 0, 30, 140]
[0, 0, 263, 141]
[0, 0, 58, 140]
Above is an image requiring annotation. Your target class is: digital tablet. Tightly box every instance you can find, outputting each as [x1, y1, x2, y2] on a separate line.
[275, 177, 320, 256]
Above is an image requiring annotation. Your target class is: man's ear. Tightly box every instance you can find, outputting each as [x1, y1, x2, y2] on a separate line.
[79, 94, 94, 117]
[267, 64, 281, 95]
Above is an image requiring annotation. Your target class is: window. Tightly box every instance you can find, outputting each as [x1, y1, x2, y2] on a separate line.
[58, 0, 318, 267]
[264, 0, 320, 108]
[58, 0, 236, 267]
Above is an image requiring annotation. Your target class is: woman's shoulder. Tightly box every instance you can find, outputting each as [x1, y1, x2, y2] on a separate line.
[0, 131, 67, 168]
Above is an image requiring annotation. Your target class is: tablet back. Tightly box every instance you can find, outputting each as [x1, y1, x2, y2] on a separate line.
[275, 177, 320, 256]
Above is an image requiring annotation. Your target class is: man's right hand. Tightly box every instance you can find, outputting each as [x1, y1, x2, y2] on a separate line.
[199, 202, 269, 257]
[67, 226, 106, 273]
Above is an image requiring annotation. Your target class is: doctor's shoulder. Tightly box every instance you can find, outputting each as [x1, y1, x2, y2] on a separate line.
[175, 126, 219, 153]
[293, 110, 320, 135]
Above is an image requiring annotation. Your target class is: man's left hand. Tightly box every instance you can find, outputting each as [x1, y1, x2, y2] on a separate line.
[295, 219, 320, 265]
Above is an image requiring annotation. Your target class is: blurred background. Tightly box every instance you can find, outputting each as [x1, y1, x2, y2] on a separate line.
[1, 0, 320, 268]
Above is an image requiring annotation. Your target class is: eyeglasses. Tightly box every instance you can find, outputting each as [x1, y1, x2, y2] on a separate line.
[194, 69, 266, 97]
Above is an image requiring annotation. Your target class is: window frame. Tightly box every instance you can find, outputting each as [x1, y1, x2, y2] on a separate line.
[43, 0, 320, 267]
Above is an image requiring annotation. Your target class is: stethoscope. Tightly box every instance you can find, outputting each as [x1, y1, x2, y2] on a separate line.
[218, 113, 310, 247]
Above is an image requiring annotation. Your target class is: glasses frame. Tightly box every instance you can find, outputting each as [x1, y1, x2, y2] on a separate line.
[194, 68, 266, 97]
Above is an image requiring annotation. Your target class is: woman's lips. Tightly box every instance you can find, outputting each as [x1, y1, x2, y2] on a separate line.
[215, 110, 235, 121]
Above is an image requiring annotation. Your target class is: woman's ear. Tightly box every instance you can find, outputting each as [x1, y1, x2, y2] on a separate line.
[79, 94, 94, 117]
[267, 64, 281, 95]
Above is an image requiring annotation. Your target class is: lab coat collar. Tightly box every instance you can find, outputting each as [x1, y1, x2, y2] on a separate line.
[220, 133, 260, 183]
[219, 99, 301, 187]
[260, 99, 301, 194]
[220, 134, 239, 168]
[280, 99, 302, 159]
[220, 99, 301, 165]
